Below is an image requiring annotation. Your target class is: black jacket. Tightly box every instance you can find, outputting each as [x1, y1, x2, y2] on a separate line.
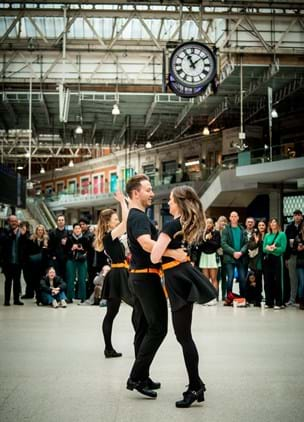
[40, 275, 66, 293]
[48, 227, 69, 261]
[65, 234, 89, 261]
[200, 230, 221, 254]
[285, 221, 302, 259]
[0, 227, 26, 267]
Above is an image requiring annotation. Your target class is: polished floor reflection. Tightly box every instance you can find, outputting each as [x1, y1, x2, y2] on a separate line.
[0, 275, 304, 422]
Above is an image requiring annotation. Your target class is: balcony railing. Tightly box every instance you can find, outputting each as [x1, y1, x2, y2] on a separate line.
[41, 141, 302, 207]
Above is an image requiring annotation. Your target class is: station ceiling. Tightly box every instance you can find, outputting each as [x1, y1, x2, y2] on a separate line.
[0, 1, 303, 174]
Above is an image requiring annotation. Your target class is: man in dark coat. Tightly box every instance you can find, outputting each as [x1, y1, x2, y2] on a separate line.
[0, 215, 25, 306]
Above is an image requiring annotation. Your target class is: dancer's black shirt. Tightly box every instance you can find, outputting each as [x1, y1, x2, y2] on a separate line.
[161, 218, 184, 264]
[103, 232, 125, 264]
[127, 208, 160, 270]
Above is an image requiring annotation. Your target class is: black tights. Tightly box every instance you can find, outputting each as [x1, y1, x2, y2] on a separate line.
[102, 298, 121, 351]
[171, 303, 203, 391]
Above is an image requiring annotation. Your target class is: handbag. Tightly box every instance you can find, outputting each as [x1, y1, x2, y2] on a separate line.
[74, 250, 87, 261]
[29, 252, 43, 264]
[264, 232, 279, 261]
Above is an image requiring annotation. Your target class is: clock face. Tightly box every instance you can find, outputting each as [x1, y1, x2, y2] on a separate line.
[170, 41, 216, 88]
[168, 73, 206, 98]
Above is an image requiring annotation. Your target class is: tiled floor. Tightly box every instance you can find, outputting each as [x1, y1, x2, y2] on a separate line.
[0, 275, 304, 422]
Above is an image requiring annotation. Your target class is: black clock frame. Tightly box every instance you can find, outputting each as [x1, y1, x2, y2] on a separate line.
[169, 41, 217, 89]
[168, 73, 206, 98]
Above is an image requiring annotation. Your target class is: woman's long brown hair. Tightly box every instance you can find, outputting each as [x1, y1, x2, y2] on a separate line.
[172, 185, 206, 244]
[94, 209, 116, 251]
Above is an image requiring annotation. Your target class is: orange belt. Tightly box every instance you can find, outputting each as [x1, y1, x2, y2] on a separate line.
[130, 268, 161, 276]
[162, 257, 190, 271]
[111, 261, 129, 269]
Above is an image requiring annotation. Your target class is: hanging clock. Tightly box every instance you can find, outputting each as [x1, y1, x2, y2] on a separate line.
[168, 73, 206, 98]
[169, 41, 217, 89]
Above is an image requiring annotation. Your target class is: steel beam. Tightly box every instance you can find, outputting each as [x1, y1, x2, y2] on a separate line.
[174, 101, 194, 129]
[0, 8, 301, 20]
[2, 1, 304, 8]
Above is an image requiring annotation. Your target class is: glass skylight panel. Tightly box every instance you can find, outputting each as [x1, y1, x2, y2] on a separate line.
[101, 18, 113, 39]
[126, 19, 143, 39]
[3, 17, 17, 38]
[53, 17, 64, 38]
[161, 19, 177, 40]
[183, 21, 196, 40]
[71, 18, 86, 39]
[23, 18, 36, 38]
[0, 19, 6, 36]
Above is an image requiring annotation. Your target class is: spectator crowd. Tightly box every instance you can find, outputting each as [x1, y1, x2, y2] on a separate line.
[0, 208, 303, 311]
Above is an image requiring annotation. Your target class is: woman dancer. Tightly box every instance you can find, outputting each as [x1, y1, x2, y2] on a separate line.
[95, 192, 134, 358]
[151, 185, 217, 408]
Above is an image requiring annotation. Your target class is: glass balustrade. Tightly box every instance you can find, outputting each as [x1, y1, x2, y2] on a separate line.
[41, 141, 302, 205]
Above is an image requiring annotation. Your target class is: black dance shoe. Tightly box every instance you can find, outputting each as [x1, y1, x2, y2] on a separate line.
[104, 349, 122, 358]
[146, 377, 161, 390]
[175, 385, 206, 408]
[14, 301, 24, 305]
[126, 378, 157, 398]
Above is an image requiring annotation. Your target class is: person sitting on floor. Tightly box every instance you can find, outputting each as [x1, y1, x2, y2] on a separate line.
[245, 271, 261, 307]
[79, 264, 110, 306]
[40, 267, 67, 308]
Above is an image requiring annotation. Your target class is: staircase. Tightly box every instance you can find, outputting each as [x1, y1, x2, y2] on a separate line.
[26, 197, 56, 230]
[16, 207, 39, 231]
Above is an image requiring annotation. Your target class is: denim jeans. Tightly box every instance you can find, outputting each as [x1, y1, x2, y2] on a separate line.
[41, 291, 67, 305]
[225, 262, 247, 297]
[297, 268, 304, 299]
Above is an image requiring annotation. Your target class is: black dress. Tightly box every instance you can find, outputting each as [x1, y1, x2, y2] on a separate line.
[101, 232, 134, 306]
[162, 218, 217, 311]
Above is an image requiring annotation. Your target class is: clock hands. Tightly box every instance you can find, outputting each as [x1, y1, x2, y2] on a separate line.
[186, 54, 196, 69]
[186, 55, 204, 69]
[192, 57, 203, 67]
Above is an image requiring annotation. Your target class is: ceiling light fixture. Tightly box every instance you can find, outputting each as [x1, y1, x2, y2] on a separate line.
[202, 126, 210, 136]
[145, 141, 152, 149]
[271, 108, 278, 118]
[17, 166, 23, 170]
[112, 104, 120, 116]
[68, 160, 74, 167]
[40, 167, 45, 174]
[185, 160, 200, 167]
[75, 125, 83, 135]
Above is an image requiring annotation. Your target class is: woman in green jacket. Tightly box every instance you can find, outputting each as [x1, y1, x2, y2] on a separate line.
[263, 218, 287, 309]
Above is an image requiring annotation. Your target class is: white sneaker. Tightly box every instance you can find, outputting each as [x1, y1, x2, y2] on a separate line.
[52, 299, 58, 308]
[207, 299, 217, 306]
[274, 305, 281, 310]
[60, 300, 67, 308]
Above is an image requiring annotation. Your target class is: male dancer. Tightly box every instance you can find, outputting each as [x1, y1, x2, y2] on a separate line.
[125, 174, 186, 399]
